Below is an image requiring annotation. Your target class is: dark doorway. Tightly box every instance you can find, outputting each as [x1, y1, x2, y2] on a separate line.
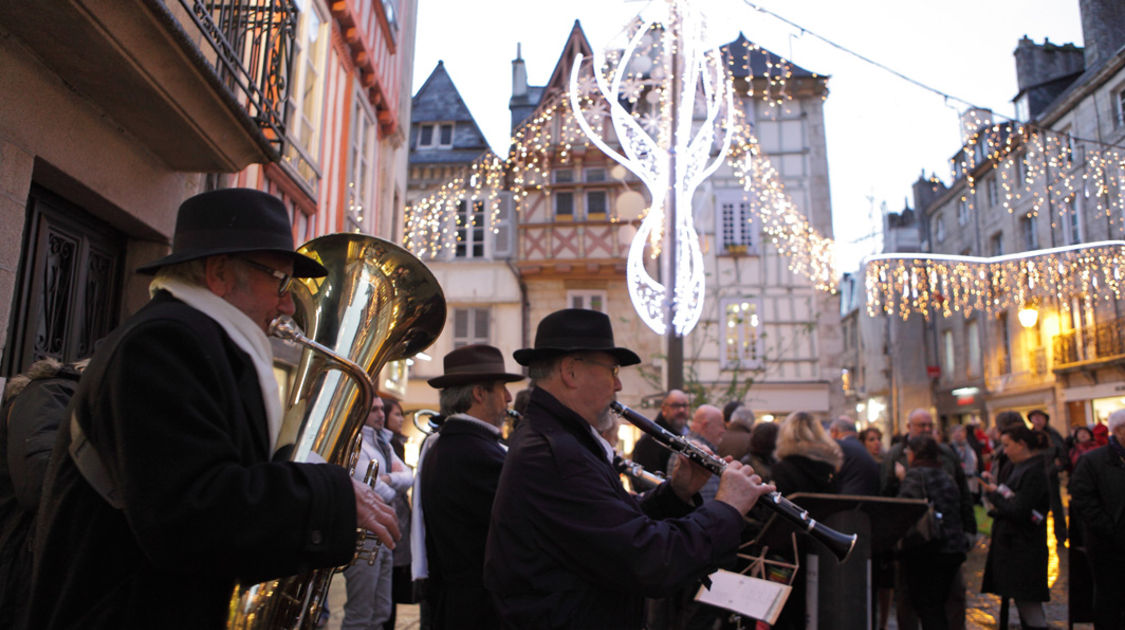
[3, 185, 124, 376]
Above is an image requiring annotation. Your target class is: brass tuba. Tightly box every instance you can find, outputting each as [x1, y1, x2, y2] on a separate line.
[228, 233, 445, 629]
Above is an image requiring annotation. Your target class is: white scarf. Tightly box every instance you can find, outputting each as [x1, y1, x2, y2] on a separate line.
[150, 277, 283, 450]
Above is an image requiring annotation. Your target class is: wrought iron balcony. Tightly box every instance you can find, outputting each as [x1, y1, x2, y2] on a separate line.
[0, 0, 298, 170]
[1053, 315, 1125, 368]
[175, 0, 298, 150]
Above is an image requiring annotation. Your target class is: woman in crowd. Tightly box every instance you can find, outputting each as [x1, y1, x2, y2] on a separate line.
[896, 434, 970, 630]
[1069, 425, 1098, 468]
[858, 425, 893, 629]
[771, 412, 843, 495]
[380, 397, 414, 629]
[768, 412, 842, 630]
[980, 425, 1051, 630]
[740, 421, 780, 482]
[860, 426, 885, 463]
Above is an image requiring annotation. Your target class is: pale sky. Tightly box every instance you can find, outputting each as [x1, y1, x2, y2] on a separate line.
[411, 0, 1085, 272]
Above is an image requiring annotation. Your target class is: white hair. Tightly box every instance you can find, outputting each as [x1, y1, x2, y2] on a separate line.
[1108, 408, 1125, 432]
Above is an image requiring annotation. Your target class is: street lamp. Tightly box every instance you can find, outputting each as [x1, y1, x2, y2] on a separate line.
[1018, 304, 1039, 328]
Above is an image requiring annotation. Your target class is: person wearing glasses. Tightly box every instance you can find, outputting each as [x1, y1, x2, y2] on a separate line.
[630, 389, 692, 488]
[484, 309, 774, 629]
[26, 189, 400, 630]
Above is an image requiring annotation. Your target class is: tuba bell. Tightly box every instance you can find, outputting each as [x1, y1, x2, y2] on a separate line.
[227, 233, 445, 629]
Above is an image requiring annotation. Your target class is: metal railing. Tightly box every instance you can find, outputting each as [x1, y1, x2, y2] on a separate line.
[176, 0, 298, 150]
[1054, 315, 1125, 366]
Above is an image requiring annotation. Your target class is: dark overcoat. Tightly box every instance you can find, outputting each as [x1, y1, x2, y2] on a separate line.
[27, 292, 357, 629]
[419, 416, 506, 629]
[1068, 441, 1125, 553]
[833, 436, 880, 495]
[980, 454, 1050, 601]
[484, 388, 743, 630]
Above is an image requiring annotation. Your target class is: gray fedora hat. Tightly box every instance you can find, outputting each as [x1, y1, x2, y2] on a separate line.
[513, 308, 640, 367]
[136, 188, 327, 277]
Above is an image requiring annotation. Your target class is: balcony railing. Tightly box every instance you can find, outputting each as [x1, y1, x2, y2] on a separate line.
[1054, 316, 1125, 367]
[177, 0, 298, 150]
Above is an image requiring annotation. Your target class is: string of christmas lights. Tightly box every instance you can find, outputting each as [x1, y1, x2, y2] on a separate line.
[864, 241, 1125, 320]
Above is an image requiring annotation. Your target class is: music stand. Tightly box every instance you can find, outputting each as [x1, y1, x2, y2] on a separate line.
[764, 493, 928, 630]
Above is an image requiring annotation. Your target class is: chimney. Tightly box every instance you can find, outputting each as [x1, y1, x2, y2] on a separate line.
[1013, 36, 1084, 119]
[512, 43, 528, 99]
[1080, 0, 1125, 69]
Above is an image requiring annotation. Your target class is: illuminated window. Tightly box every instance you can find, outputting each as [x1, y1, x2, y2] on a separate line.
[454, 200, 485, 259]
[967, 320, 980, 377]
[942, 330, 954, 379]
[721, 298, 762, 369]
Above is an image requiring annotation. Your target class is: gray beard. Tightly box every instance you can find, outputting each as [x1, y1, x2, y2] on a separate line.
[595, 405, 616, 433]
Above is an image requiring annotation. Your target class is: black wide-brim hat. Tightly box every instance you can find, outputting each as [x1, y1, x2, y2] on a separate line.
[513, 308, 641, 367]
[136, 188, 327, 277]
[428, 344, 525, 389]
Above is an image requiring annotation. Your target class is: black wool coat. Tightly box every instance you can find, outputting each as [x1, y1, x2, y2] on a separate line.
[419, 416, 506, 629]
[484, 388, 744, 630]
[27, 293, 357, 629]
[1068, 441, 1125, 554]
[980, 454, 1050, 601]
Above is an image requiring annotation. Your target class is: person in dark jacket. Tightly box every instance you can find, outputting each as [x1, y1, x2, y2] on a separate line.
[26, 189, 400, 630]
[0, 358, 84, 629]
[411, 344, 524, 630]
[1027, 409, 1067, 545]
[630, 389, 691, 480]
[1068, 409, 1125, 630]
[980, 425, 1051, 630]
[829, 416, 879, 495]
[896, 435, 969, 630]
[484, 309, 773, 629]
[768, 411, 842, 630]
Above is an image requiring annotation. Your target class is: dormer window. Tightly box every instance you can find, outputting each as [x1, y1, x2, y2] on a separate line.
[418, 122, 454, 149]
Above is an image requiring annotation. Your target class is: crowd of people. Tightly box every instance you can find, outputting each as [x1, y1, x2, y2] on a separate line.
[0, 188, 1123, 630]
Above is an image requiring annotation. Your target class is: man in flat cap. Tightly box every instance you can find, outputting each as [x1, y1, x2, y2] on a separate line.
[484, 308, 774, 629]
[411, 344, 524, 629]
[27, 189, 399, 630]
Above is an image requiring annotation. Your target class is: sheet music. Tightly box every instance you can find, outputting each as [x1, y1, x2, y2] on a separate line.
[694, 569, 792, 625]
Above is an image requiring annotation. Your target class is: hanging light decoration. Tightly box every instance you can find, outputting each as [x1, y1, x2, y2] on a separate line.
[567, 0, 734, 335]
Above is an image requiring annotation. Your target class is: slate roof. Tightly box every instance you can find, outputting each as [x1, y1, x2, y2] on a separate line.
[410, 61, 493, 162]
[722, 33, 822, 79]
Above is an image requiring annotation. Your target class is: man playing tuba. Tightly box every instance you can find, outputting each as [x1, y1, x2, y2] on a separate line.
[27, 189, 399, 630]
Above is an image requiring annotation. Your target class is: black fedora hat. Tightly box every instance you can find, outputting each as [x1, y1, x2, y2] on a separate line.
[513, 309, 641, 367]
[428, 344, 525, 389]
[136, 188, 327, 277]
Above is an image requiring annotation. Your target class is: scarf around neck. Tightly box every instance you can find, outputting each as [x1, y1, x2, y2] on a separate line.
[150, 277, 283, 451]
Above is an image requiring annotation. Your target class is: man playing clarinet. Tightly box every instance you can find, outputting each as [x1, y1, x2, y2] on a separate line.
[483, 309, 774, 629]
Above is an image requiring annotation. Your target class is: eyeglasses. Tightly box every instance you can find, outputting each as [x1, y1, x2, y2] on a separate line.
[575, 357, 620, 378]
[238, 257, 293, 296]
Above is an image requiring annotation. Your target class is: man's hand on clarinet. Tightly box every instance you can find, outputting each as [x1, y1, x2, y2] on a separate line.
[714, 459, 775, 515]
[351, 478, 400, 548]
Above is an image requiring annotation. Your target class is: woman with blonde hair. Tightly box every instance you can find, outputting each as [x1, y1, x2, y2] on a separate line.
[767, 411, 843, 630]
[771, 411, 844, 496]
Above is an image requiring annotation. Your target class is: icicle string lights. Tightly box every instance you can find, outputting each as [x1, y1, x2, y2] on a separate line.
[864, 241, 1125, 320]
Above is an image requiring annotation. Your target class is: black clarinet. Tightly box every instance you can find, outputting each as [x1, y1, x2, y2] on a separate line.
[610, 401, 857, 562]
